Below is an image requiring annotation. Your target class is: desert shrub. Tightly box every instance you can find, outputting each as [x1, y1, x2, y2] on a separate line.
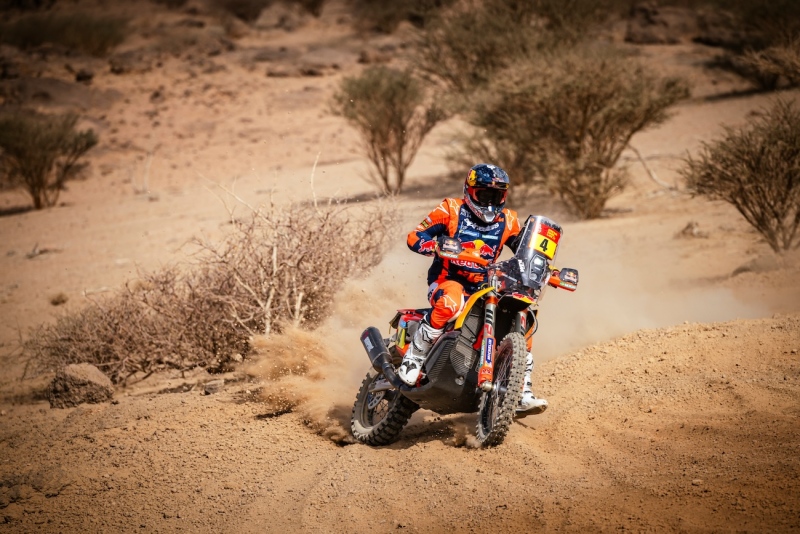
[331, 66, 447, 194]
[24, 200, 398, 384]
[706, 53, 781, 91]
[0, 111, 97, 210]
[681, 100, 800, 253]
[211, 0, 271, 21]
[416, 0, 540, 93]
[0, 12, 128, 56]
[739, 39, 800, 88]
[0, 0, 55, 10]
[416, 0, 634, 94]
[150, 0, 189, 8]
[716, 0, 800, 48]
[292, 0, 325, 17]
[458, 46, 689, 219]
[348, 0, 456, 33]
[530, 0, 632, 42]
[210, 0, 324, 22]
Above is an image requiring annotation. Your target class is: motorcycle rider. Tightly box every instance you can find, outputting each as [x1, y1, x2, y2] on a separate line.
[400, 163, 548, 414]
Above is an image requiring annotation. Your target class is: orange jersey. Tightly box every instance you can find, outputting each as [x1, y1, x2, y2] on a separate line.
[407, 198, 522, 294]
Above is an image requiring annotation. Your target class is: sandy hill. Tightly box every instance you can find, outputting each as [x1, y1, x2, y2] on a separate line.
[0, 0, 799, 532]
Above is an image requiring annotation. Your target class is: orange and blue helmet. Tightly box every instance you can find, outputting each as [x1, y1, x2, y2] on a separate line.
[464, 163, 510, 223]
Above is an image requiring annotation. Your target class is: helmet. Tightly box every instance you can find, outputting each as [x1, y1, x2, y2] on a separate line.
[463, 163, 510, 223]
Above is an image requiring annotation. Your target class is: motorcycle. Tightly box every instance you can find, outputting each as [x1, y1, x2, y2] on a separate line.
[351, 215, 579, 447]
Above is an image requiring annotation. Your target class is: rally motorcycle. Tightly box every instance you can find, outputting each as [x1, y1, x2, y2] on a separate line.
[351, 215, 579, 447]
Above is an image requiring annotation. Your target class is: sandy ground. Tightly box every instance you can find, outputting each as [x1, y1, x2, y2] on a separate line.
[1, 1, 800, 532]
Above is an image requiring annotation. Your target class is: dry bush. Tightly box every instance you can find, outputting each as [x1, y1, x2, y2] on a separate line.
[150, 0, 189, 8]
[24, 199, 398, 384]
[689, 0, 800, 89]
[458, 46, 689, 219]
[706, 53, 781, 91]
[0, 0, 55, 10]
[530, 0, 631, 42]
[416, 0, 540, 93]
[0, 111, 97, 210]
[211, 0, 271, 21]
[331, 66, 447, 194]
[682, 99, 800, 253]
[348, 0, 456, 33]
[209, 0, 324, 22]
[739, 39, 800, 88]
[0, 12, 128, 56]
[416, 0, 632, 94]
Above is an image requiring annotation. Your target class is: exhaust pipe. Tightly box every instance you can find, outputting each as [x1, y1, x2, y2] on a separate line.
[360, 327, 406, 389]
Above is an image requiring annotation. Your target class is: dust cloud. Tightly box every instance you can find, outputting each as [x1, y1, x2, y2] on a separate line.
[531, 224, 770, 362]
[246, 245, 430, 443]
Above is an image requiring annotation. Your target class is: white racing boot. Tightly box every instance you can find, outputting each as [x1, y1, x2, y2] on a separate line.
[517, 351, 548, 414]
[398, 320, 443, 386]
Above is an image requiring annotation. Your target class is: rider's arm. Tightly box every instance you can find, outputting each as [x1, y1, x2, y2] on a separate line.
[501, 209, 523, 253]
[407, 199, 453, 256]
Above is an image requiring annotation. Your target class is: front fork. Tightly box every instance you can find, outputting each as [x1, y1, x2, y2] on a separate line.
[477, 290, 498, 391]
[477, 289, 531, 392]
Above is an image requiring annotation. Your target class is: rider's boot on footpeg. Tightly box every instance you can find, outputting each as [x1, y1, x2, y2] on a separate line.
[517, 351, 548, 414]
[398, 320, 443, 386]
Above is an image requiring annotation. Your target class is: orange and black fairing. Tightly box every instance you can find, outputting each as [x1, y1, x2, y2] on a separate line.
[407, 198, 522, 294]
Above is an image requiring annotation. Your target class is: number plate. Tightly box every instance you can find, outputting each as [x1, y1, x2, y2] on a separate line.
[529, 225, 560, 259]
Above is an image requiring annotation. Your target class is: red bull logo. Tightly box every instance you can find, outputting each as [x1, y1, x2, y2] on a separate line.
[419, 240, 436, 253]
[462, 239, 495, 259]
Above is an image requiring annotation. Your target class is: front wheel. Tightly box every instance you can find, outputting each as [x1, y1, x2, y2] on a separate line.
[351, 369, 418, 446]
[475, 332, 526, 447]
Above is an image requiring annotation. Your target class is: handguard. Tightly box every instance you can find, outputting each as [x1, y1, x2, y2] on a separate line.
[435, 236, 490, 266]
[548, 268, 578, 291]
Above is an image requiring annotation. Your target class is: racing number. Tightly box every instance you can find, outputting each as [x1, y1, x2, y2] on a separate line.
[533, 234, 557, 259]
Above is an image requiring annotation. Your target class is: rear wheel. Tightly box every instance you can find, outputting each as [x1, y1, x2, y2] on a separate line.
[351, 369, 418, 446]
[475, 332, 526, 447]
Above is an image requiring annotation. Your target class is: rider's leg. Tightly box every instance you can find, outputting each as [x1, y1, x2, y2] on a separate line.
[517, 350, 548, 414]
[517, 325, 547, 413]
[398, 281, 466, 386]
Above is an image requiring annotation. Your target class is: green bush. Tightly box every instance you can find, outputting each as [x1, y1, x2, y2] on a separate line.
[0, 112, 97, 210]
[459, 46, 689, 219]
[682, 100, 800, 253]
[331, 66, 447, 194]
[0, 12, 128, 56]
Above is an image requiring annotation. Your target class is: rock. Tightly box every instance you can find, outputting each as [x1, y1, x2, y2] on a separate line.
[675, 221, 709, 239]
[252, 46, 296, 63]
[0, 57, 21, 80]
[357, 49, 392, 64]
[109, 50, 154, 75]
[255, 3, 309, 32]
[75, 69, 94, 84]
[203, 379, 225, 395]
[47, 363, 114, 409]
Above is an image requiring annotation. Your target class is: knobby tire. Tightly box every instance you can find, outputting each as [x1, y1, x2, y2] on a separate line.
[475, 332, 526, 447]
[351, 369, 418, 446]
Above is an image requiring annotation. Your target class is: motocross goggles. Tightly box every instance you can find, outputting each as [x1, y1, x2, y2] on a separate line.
[468, 185, 508, 207]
